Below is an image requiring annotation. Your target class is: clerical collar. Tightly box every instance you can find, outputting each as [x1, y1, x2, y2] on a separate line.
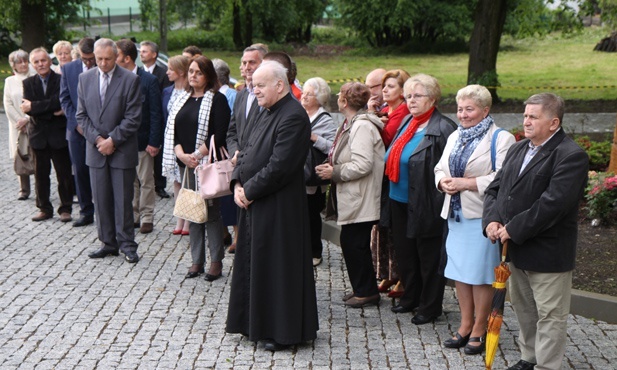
[265, 93, 292, 113]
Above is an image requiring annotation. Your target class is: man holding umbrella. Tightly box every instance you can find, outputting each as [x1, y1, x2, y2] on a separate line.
[483, 93, 588, 370]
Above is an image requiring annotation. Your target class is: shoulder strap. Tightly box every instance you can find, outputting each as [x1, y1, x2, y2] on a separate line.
[311, 111, 331, 127]
[491, 128, 505, 172]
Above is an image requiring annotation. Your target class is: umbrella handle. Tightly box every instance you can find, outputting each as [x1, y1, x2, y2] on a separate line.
[501, 240, 509, 263]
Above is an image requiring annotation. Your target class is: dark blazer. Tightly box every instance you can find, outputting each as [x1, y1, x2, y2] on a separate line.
[136, 68, 163, 151]
[75, 66, 142, 169]
[22, 70, 68, 150]
[161, 85, 173, 126]
[482, 129, 589, 272]
[151, 64, 171, 91]
[398, 109, 456, 238]
[226, 88, 259, 155]
[59, 59, 85, 142]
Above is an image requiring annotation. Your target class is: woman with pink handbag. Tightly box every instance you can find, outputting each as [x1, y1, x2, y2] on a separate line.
[162, 56, 231, 281]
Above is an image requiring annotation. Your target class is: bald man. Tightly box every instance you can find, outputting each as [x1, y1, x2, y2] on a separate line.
[365, 68, 387, 112]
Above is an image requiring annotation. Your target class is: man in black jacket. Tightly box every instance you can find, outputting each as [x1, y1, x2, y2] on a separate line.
[483, 93, 588, 370]
[21, 48, 73, 222]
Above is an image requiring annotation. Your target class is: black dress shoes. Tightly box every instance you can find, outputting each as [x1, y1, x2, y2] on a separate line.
[411, 314, 438, 325]
[124, 251, 140, 263]
[345, 294, 380, 308]
[507, 360, 536, 370]
[463, 336, 485, 355]
[443, 332, 471, 348]
[204, 272, 223, 282]
[185, 266, 205, 279]
[73, 215, 94, 227]
[390, 304, 414, 314]
[263, 340, 289, 352]
[156, 188, 170, 198]
[88, 247, 119, 259]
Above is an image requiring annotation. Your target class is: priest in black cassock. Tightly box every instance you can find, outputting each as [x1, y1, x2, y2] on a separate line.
[226, 60, 319, 351]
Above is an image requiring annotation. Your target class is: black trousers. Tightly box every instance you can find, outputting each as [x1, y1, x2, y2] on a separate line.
[390, 200, 445, 317]
[340, 221, 379, 298]
[307, 188, 325, 259]
[33, 146, 73, 215]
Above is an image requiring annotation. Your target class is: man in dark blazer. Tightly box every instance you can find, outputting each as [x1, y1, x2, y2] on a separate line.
[226, 45, 267, 163]
[60, 37, 96, 227]
[76, 38, 142, 264]
[483, 93, 588, 370]
[116, 39, 162, 234]
[21, 47, 73, 222]
[140, 40, 171, 199]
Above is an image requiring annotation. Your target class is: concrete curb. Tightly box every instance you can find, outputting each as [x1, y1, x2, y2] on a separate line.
[321, 219, 617, 324]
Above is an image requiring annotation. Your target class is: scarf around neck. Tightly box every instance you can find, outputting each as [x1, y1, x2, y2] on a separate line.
[385, 106, 435, 183]
[448, 114, 494, 216]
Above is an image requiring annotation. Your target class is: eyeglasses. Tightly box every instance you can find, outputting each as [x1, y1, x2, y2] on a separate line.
[405, 94, 429, 100]
[368, 83, 382, 90]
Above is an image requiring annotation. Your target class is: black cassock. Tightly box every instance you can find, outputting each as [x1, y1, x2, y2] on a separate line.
[226, 93, 319, 345]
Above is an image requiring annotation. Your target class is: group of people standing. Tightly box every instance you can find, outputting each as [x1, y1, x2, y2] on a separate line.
[313, 67, 588, 370]
[4, 39, 589, 370]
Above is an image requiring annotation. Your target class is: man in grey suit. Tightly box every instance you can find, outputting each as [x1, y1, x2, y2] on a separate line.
[226, 45, 267, 164]
[76, 38, 142, 264]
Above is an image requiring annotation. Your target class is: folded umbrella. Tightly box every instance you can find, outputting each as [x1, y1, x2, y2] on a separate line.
[485, 240, 511, 370]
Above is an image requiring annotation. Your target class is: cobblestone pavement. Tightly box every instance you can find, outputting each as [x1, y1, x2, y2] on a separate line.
[1, 115, 616, 369]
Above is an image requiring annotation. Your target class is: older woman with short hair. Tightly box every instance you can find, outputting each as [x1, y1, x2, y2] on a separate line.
[435, 85, 515, 355]
[315, 82, 384, 308]
[3, 49, 33, 200]
[387, 74, 457, 324]
[52, 40, 73, 73]
[301, 77, 337, 266]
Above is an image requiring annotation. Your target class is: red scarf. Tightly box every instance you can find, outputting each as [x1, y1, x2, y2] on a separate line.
[385, 106, 435, 183]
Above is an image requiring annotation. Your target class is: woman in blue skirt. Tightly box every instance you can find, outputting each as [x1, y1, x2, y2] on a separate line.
[435, 85, 515, 355]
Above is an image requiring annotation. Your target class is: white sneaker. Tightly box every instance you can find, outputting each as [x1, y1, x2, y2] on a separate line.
[312, 258, 322, 267]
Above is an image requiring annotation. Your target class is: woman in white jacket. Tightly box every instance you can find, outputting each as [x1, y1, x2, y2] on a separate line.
[3, 49, 33, 200]
[435, 85, 515, 355]
[316, 82, 384, 308]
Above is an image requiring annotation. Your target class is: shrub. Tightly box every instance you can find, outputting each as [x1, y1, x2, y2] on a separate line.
[575, 136, 612, 171]
[585, 171, 617, 224]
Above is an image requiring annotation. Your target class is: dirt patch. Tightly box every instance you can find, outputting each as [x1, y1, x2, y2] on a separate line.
[574, 218, 617, 296]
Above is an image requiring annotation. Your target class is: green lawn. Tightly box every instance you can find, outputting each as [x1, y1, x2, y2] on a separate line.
[2, 27, 616, 102]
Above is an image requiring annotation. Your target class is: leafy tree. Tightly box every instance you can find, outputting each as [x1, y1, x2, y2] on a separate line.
[335, 0, 475, 48]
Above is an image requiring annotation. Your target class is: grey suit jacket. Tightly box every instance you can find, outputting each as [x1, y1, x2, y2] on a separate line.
[76, 66, 142, 169]
[226, 88, 259, 155]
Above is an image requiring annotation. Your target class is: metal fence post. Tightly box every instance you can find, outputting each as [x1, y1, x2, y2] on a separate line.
[108, 8, 111, 35]
[130, 7, 133, 33]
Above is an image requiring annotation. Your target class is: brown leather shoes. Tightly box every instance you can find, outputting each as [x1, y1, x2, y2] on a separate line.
[140, 222, 153, 234]
[60, 212, 72, 222]
[345, 294, 380, 308]
[32, 212, 52, 222]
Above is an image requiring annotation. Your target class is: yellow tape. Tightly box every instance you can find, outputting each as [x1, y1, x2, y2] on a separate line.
[493, 282, 506, 289]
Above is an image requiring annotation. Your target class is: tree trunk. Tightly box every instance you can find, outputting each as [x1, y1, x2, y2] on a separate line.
[159, 0, 167, 54]
[242, 0, 253, 47]
[608, 117, 617, 173]
[467, 0, 508, 102]
[20, 0, 46, 51]
[232, 0, 243, 49]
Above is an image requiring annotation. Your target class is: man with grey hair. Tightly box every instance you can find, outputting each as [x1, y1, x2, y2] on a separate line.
[76, 38, 142, 264]
[226, 45, 267, 161]
[483, 93, 588, 370]
[226, 60, 318, 352]
[21, 47, 73, 222]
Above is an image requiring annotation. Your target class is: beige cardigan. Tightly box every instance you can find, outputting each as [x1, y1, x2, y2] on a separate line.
[434, 124, 515, 220]
[3, 72, 32, 159]
[331, 113, 385, 225]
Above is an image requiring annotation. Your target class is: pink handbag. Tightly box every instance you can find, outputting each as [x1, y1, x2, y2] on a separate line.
[196, 135, 234, 199]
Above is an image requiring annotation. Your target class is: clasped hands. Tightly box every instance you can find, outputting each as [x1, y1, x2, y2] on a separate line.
[315, 163, 333, 180]
[96, 136, 115, 156]
[485, 221, 510, 244]
[234, 183, 253, 209]
[439, 177, 469, 195]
